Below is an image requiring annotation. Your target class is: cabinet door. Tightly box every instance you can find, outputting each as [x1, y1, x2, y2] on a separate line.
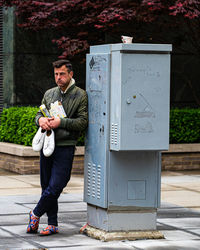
[110, 51, 170, 151]
[84, 54, 110, 208]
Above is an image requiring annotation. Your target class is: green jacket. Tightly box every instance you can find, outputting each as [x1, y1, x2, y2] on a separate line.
[35, 84, 88, 146]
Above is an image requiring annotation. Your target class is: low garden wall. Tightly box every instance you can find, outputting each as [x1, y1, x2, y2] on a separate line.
[162, 144, 200, 171]
[0, 142, 199, 175]
[0, 142, 84, 175]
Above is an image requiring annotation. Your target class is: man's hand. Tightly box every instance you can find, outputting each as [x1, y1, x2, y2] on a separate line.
[49, 117, 61, 129]
[39, 117, 53, 130]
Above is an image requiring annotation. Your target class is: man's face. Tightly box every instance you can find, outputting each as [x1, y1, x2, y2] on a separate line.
[54, 65, 73, 91]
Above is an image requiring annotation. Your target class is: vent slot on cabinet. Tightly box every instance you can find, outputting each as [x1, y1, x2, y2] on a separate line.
[111, 123, 118, 145]
[87, 163, 91, 196]
[97, 165, 101, 199]
[87, 163, 102, 201]
[92, 164, 96, 198]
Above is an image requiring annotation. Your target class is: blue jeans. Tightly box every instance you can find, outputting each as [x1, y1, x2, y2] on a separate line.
[33, 146, 75, 226]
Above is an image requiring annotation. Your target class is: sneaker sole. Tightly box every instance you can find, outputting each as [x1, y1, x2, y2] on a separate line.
[39, 231, 58, 236]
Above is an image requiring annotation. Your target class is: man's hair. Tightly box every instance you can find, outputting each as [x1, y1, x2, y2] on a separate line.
[52, 59, 73, 73]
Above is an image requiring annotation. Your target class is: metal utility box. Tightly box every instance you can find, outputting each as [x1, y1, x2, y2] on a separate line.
[84, 44, 172, 230]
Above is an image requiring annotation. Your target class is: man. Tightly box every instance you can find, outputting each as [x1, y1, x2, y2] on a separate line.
[27, 59, 88, 236]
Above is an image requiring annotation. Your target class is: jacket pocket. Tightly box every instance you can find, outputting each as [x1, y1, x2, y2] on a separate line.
[54, 128, 70, 141]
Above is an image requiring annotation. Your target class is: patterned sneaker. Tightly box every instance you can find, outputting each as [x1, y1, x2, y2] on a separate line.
[26, 211, 40, 234]
[40, 225, 59, 236]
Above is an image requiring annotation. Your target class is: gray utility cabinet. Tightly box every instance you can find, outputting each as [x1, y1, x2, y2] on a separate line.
[84, 43, 172, 231]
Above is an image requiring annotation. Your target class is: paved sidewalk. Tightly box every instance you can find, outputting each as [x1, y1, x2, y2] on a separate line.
[0, 170, 200, 249]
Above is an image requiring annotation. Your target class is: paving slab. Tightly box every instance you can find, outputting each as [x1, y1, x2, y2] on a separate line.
[0, 228, 13, 238]
[0, 175, 84, 196]
[161, 173, 200, 184]
[0, 176, 34, 188]
[161, 229, 200, 240]
[0, 239, 36, 250]
[161, 183, 182, 191]
[0, 202, 30, 215]
[11, 174, 41, 186]
[158, 217, 200, 229]
[161, 190, 200, 210]
[33, 234, 134, 250]
[50, 245, 133, 250]
[124, 239, 200, 250]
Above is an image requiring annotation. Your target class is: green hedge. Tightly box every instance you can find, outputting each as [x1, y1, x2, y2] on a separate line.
[0, 107, 199, 146]
[0, 107, 38, 146]
[170, 108, 200, 143]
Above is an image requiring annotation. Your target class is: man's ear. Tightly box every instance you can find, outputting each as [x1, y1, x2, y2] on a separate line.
[69, 71, 73, 78]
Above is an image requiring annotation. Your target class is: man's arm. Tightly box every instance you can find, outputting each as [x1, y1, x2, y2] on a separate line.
[35, 97, 45, 127]
[35, 96, 53, 130]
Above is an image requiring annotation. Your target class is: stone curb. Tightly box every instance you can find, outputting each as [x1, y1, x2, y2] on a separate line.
[163, 143, 200, 153]
[0, 142, 84, 156]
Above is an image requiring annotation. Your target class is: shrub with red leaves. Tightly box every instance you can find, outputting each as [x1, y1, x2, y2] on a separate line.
[1, 0, 200, 57]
